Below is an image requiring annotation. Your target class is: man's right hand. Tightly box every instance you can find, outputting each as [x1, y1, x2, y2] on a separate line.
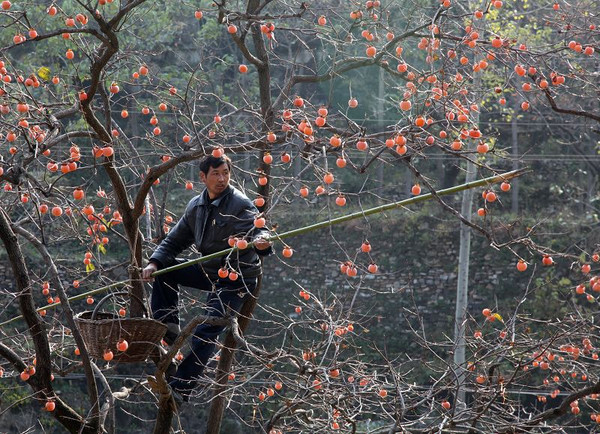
[142, 262, 158, 281]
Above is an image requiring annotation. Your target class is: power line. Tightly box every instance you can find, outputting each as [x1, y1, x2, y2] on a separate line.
[0, 374, 579, 399]
[423, 155, 600, 162]
[105, 110, 598, 127]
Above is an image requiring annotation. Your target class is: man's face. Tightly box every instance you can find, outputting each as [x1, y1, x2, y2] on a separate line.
[200, 163, 230, 199]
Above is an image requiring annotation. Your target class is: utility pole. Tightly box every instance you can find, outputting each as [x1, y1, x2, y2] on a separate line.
[453, 46, 481, 409]
[453, 140, 476, 407]
[377, 68, 385, 200]
[511, 114, 519, 214]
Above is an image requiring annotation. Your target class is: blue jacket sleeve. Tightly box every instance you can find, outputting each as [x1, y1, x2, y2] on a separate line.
[232, 197, 273, 256]
[150, 201, 195, 267]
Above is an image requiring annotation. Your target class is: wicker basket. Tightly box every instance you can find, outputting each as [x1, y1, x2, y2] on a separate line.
[75, 292, 167, 363]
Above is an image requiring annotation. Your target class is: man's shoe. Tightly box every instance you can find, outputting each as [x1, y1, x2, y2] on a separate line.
[171, 388, 188, 411]
[171, 390, 184, 410]
[163, 323, 181, 346]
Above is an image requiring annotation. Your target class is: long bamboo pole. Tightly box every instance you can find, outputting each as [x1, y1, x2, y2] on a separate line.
[0, 168, 526, 327]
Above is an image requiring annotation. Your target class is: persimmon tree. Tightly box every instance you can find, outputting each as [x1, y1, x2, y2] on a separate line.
[0, 0, 598, 433]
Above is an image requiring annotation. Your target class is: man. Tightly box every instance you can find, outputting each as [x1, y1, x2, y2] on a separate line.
[142, 154, 271, 402]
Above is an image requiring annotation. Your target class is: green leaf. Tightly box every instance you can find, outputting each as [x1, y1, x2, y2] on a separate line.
[98, 244, 106, 255]
[37, 66, 51, 80]
[558, 278, 572, 287]
[492, 313, 504, 323]
[86, 263, 95, 273]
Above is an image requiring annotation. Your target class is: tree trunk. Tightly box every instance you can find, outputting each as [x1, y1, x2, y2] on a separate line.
[122, 219, 146, 317]
[153, 397, 175, 434]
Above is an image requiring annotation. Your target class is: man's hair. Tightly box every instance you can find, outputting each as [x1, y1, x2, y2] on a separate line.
[199, 154, 232, 175]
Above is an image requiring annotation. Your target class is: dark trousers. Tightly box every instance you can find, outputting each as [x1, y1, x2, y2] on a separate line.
[150, 260, 257, 398]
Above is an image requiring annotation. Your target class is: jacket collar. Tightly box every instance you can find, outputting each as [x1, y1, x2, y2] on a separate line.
[197, 185, 232, 206]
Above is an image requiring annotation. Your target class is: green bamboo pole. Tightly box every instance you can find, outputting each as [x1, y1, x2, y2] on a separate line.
[154, 167, 525, 275]
[0, 168, 526, 327]
[0, 280, 131, 327]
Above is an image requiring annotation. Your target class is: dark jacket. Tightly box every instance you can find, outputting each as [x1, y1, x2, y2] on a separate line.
[150, 185, 270, 280]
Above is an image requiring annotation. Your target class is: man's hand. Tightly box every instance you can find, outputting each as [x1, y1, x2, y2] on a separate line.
[254, 237, 271, 251]
[142, 262, 158, 281]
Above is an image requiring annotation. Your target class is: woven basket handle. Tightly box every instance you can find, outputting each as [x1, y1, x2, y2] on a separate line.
[91, 291, 149, 320]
